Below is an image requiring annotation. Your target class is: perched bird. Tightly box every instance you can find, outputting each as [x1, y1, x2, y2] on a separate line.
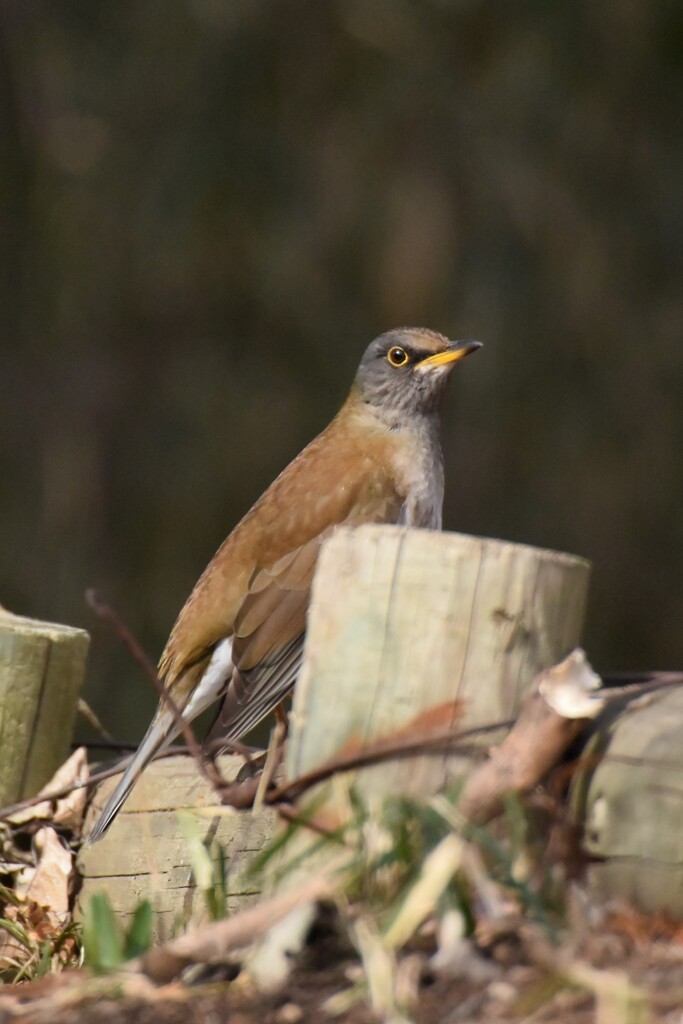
[88, 328, 481, 841]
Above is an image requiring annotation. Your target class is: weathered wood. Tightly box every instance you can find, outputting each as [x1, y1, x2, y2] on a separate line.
[288, 525, 591, 799]
[572, 685, 683, 917]
[247, 529, 591, 982]
[82, 526, 590, 934]
[0, 611, 89, 805]
[77, 754, 280, 941]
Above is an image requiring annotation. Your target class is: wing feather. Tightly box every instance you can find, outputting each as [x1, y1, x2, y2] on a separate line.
[208, 539, 322, 743]
[158, 413, 405, 688]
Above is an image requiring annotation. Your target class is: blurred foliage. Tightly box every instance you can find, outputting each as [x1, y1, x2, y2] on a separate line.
[251, 783, 565, 1019]
[177, 810, 230, 924]
[82, 892, 151, 972]
[0, 0, 681, 740]
[0, 881, 81, 982]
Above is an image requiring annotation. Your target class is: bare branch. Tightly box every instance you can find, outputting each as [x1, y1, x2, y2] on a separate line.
[267, 719, 511, 806]
[457, 650, 604, 825]
[85, 589, 226, 799]
[132, 872, 334, 983]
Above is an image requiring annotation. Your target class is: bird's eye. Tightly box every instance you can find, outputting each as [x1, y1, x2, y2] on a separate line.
[387, 346, 409, 367]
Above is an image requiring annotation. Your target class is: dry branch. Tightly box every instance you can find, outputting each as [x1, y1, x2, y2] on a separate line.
[86, 591, 217, 784]
[458, 649, 604, 824]
[0, 648, 613, 839]
[132, 872, 334, 984]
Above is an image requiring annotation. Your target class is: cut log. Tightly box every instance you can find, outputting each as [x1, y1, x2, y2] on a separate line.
[81, 526, 591, 933]
[0, 611, 89, 805]
[572, 684, 683, 917]
[288, 525, 591, 799]
[77, 754, 280, 941]
[247, 527, 590, 983]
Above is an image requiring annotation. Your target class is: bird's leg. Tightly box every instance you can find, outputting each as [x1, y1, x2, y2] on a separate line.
[253, 703, 289, 813]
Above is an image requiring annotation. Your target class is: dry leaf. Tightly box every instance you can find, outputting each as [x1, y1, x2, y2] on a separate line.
[19, 827, 72, 927]
[8, 747, 89, 830]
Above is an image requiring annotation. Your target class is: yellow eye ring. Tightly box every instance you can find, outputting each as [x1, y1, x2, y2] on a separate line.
[387, 346, 409, 367]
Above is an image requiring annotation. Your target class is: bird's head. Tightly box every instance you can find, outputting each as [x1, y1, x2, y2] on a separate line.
[352, 328, 482, 421]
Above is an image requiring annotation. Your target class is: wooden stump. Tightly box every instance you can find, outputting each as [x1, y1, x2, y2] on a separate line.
[288, 525, 591, 799]
[77, 755, 280, 941]
[246, 527, 591, 981]
[572, 685, 683, 917]
[0, 611, 89, 805]
[81, 526, 591, 932]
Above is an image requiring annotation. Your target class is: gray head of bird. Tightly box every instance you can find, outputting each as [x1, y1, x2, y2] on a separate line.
[352, 327, 482, 420]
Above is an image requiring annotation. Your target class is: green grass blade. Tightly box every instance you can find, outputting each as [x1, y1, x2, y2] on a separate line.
[123, 899, 153, 960]
[81, 892, 124, 972]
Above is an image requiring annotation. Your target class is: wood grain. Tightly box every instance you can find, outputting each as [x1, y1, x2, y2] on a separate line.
[78, 754, 280, 940]
[0, 611, 89, 804]
[288, 524, 591, 799]
[573, 685, 683, 916]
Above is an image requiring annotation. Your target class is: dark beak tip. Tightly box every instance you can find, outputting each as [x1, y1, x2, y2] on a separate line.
[450, 339, 483, 355]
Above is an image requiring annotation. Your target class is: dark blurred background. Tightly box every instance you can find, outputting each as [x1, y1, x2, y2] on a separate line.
[1, 0, 681, 742]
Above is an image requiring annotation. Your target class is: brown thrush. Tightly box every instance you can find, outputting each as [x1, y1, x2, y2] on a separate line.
[89, 327, 481, 840]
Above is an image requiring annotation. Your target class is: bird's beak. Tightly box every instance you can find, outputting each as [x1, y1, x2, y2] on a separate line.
[418, 339, 483, 370]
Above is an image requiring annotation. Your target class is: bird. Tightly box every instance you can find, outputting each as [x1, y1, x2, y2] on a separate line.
[88, 327, 481, 841]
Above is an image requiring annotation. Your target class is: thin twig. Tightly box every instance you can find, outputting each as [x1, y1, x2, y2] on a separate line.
[264, 672, 683, 810]
[85, 589, 226, 797]
[599, 670, 683, 691]
[86, 590, 201, 762]
[0, 763, 132, 822]
[13, 651, 673, 828]
[253, 714, 287, 812]
[267, 719, 511, 805]
[71, 737, 260, 758]
[71, 740, 138, 753]
[77, 698, 115, 742]
[276, 802, 343, 840]
[0, 743, 265, 824]
[0, 714, 556, 826]
[194, 721, 506, 816]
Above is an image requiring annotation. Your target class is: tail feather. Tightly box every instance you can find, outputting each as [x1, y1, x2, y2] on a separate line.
[87, 638, 234, 843]
[86, 711, 177, 844]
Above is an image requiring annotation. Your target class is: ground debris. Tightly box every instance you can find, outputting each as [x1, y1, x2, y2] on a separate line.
[0, 905, 682, 1023]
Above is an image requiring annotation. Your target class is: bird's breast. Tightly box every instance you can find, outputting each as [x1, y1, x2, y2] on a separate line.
[383, 427, 445, 530]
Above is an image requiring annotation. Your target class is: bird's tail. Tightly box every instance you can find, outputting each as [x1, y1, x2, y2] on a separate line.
[87, 640, 234, 844]
[86, 710, 177, 844]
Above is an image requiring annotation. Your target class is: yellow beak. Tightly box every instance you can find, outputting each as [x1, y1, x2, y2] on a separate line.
[418, 339, 482, 370]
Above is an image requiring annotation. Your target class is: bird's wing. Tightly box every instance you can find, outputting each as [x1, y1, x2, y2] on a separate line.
[209, 438, 411, 745]
[207, 535, 323, 743]
[159, 419, 405, 694]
